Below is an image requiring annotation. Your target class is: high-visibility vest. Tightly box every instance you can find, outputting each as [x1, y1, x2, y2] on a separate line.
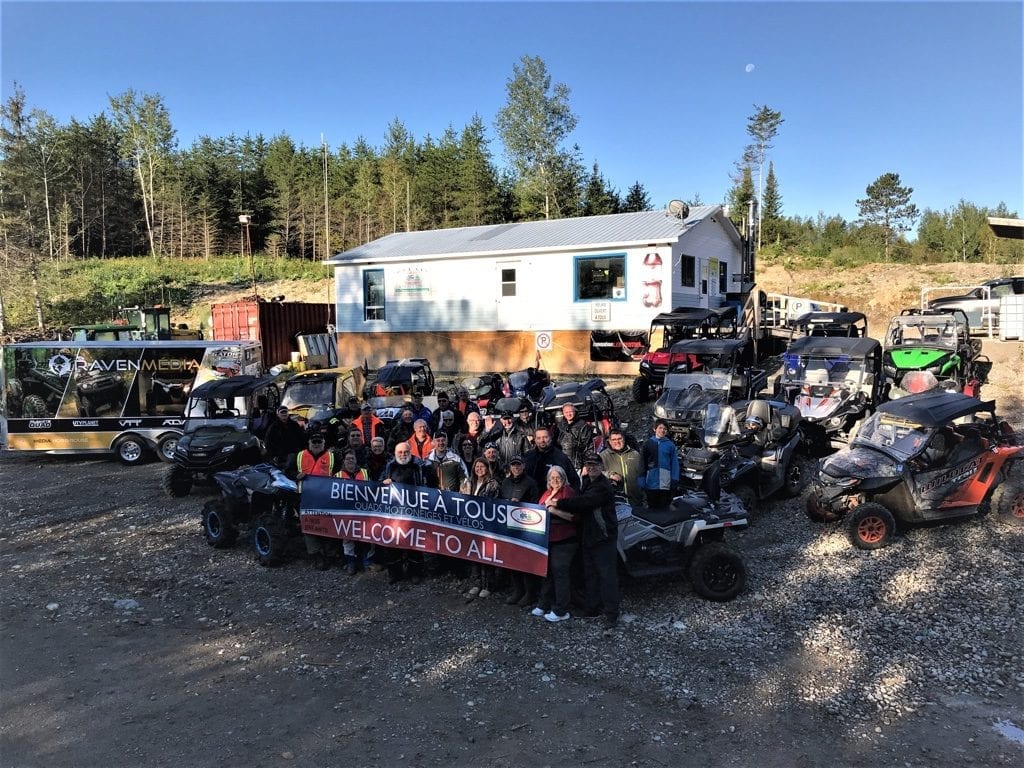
[334, 468, 369, 480]
[297, 450, 335, 477]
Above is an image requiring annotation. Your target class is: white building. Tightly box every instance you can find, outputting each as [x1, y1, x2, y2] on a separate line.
[325, 206, 753, 375]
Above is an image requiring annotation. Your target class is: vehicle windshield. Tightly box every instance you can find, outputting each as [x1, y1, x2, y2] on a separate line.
[281, 379, 336, 408]
[701, 402, 739, 447]
[851, 411, 931, 460]
[508, 371, 530, 389]
[780, 353, 870, 389]
[663, 371, 733, 393]
[184, 395, 250, 424]
[885, 317, 960, 350]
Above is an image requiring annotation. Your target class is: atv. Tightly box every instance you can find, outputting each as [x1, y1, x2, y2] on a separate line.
[74, 368, 127, 417]
[616, 464, 749, 602]
[681, 398, 804, 514]
[201, 462, 301, 567]
[506, 367, 551, 403]
[652, 337, 767, 447]
[806, 391, 1024, 549]
[632, 306, 739, 403]
[365, 358, 435, 397]
[775, 335, 884, 455]
[882, 309, 989, 399]
[164, 375, 280, 498]
[9, 351, 69, 418]
[456, 372, 505, 412]
[538, 378, 619, 448]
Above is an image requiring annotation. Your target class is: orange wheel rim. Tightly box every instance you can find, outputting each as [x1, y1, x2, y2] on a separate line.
[857, 516, 886, 543]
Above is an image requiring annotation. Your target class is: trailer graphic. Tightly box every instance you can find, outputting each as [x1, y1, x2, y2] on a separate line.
[2, 341, 262, 464]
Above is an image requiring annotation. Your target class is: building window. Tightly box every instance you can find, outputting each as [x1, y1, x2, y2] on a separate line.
[363, 269, 385, 321]
[501, 267, 517, 297]
[719, 261, 728, 293]
[575, 253, 626, 301]
[680, 255, 696, 288]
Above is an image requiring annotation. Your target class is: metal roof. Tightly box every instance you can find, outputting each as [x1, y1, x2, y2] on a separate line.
[326, 207, 727, 263]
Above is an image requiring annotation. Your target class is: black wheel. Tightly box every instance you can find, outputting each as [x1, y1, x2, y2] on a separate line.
[163, 464, 193, 497]
[77, 395, 94, 417]
[22, 394, 48, 418]
[732, 483, 759, 516]
[252, 514, 289, 566]
[155, 434, 179, 463]
[114, 435, 148, 465]
[688, 543, 746, 602]
[847, 503, 896, 550]
[201, 500, 238, 547]
[780, 457, 805, 498]
[631, 376, 651, 404]
[992, 479, 1024, 525]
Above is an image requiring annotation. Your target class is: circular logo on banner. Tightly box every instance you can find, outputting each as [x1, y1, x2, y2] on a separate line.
[535, 332, 552, 351]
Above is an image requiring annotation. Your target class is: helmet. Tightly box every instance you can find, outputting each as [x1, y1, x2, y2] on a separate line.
[744, 415, 764, 432]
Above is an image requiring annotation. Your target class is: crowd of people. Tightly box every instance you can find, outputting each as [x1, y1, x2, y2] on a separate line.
[263, 387, 696, 635]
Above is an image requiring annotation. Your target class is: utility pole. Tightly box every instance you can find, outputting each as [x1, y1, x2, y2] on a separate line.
[322, 134, 330, 258]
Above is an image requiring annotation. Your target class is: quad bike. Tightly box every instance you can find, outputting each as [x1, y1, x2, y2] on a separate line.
[775, 335, 884, 455]
[807, 391, 1024, 549]
[10, 354, 68, 417]
[632, 307, 739, 403]
[506, 367, 551, 403]
[458, 372, 505, 412]
[615, 463, 749, 602]
[882, 309, 989, 399]
[164, 375, 278, 497]
[74, 368, 127, 417]
[681, 398, 804, 515]
[652, 337, 767, 447]
[201, 462, 301, 566]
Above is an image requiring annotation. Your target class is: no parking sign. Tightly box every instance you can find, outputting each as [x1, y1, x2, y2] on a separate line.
[535, 331, 552, 351]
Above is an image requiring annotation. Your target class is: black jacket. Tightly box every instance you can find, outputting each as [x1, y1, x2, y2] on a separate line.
[499, 472, 540, 504]
[556, 473, 617, 545]
[524, 445, 581, 492]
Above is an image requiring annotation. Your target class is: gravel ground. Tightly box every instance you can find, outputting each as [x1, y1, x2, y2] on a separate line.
[2, 345, 1023, 767]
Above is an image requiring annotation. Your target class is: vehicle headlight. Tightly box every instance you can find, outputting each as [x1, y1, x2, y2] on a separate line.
[835, 477, 861, 488]
[220, 444, 237, 453]
[654, 405, 666, 418]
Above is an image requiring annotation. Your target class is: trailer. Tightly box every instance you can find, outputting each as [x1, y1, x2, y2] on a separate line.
[1, 340, 262, 465]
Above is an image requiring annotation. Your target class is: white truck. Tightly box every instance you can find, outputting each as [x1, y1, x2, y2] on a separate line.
[1, 340, 262, 464]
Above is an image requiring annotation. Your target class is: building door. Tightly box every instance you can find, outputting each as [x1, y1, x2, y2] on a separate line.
[496, 260, 521, 329]
[698, 258, 710, 309]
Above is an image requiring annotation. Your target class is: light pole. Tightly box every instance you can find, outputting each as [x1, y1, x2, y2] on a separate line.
[239, 214, 256, 299]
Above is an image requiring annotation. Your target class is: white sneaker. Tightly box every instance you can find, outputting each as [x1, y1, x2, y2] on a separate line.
[544, 611, 570, 623]
[464, 586, 480, 598]
[478, 589, 491, 598]
[530, 607, 546, 617]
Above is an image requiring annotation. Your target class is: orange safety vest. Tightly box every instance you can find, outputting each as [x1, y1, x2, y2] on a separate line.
[334, 468, 369, 480]
[297, 449, 335, 477]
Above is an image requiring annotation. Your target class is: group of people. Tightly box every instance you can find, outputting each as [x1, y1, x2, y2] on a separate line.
[267, 387, 694, 635]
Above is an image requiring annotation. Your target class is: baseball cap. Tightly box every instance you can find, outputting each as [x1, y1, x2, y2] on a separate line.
[277, 405, 289, 414]
[509, 455, 524, 465]
[583, 452, 602, 465]
[360, 402, 372, 411]
[483, 442, 497, 451]
[500, 410, 513, 419]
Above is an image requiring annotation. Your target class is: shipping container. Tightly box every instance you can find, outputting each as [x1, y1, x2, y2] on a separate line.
[211, 300, 335, 366]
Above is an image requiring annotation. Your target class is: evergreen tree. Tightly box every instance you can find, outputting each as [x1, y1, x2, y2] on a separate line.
[744, 104, 784, 250]
[761, 162, 783, 243]
[621, 181, 651, 212]
[856, 172, 919, 260]
[453, 115, 501, 227]
[727, 163, 755, 227]
[581, 161, 620, 216]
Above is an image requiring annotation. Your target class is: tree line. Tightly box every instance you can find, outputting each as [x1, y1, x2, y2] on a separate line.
[1, 57, 1020, 334]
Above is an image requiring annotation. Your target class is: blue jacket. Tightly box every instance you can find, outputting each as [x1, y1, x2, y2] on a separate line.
[641, 435, 679, 491]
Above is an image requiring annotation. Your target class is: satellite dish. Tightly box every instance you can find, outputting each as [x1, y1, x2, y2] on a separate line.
[667, 200, 690, 220]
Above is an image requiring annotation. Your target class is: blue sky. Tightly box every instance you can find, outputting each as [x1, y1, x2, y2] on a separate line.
[2, 1, 1021, 224]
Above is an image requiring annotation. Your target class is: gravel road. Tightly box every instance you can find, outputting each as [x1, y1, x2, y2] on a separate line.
[2, 362, 1023, 768]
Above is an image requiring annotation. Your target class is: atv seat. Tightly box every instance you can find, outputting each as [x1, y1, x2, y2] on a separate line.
[632, 498, 706, 527]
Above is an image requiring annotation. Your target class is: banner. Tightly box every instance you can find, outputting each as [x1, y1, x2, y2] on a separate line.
[589, 329, 649, 362]
[300, 478, 550, 576]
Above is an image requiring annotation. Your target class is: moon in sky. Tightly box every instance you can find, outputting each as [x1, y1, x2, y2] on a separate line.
[745, 63, 755, 73]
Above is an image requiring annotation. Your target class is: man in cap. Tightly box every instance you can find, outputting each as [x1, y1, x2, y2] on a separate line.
[264, 405, 305, 466]
[295, 432, 338, 570]
[484, 409, 531, 468]
[500, 455, 542, 606]
[353, 401, 385, 444]
[546, 452, 620, 633]
[430, 390, 466, 433]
